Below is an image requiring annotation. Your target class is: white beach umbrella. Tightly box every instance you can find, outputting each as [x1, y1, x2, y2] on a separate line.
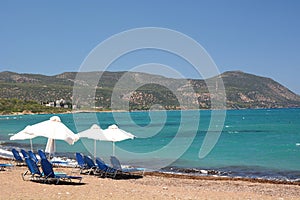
[45, 138, 56, 156]
[10, 126, 36, 151]
[102, 124, 135, 156]
[78, 124, 105, 159]
[11, 116, 79, 157]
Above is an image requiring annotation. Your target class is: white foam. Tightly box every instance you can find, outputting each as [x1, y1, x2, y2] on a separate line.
[50, 156, 77, 167]
[0, 149, 13, 159]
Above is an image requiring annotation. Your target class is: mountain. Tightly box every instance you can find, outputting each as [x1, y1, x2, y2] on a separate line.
[219, 71, 300, 109]
[0, 70, 299, 110]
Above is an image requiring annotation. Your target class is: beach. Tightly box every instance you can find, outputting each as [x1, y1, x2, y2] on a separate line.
[1, 158, 300, 200]
[1, 109, 300, 199]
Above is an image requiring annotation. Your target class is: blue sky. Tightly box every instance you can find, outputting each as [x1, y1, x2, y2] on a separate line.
[0, 0, 299, 94]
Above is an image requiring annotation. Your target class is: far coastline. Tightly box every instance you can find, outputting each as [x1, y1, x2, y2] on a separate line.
[2, 106, 300, 117]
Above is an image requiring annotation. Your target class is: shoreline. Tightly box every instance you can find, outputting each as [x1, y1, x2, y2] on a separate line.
[1, 157, 300, 199]
[1, 107, 300, 117]
[1, 152, 299, 187]
[146, 171, 300, 186]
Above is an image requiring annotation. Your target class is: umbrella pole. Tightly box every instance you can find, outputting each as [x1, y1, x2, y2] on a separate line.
[30, 139, 33, 151]
[48, 139, 56, 159]
[112, 142, 115, 156]
[94, 139, 96, 161]
[53, 139, 56, 158]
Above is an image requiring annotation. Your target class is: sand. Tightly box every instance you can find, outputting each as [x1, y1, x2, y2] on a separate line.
[0, 158, 300, 200]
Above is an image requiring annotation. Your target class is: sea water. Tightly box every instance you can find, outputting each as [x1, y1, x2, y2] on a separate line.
[0, 108, 299, 181]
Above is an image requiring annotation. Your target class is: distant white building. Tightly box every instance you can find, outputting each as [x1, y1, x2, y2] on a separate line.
[55, 100, 61, 107]
[45, 99, 69, 108]
[46, 102, 55, 107]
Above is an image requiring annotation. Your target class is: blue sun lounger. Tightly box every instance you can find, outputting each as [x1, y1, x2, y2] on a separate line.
[22, 157, 43, 181]
[74, 153, 89, 174]
[110, 156, 145, 176]
[40, 158, 82, 184]
[28, 150, 39, 164]
[20, 149, 29, 158]
[37, 149, 68, 166]
[23, 157, 68, 182]
[83, 155, 98, 175]
[12, 148, 25, 166]
[38, 149, 47, 160]
[95, 158, 117, 178]
[0, 163, 13, 171]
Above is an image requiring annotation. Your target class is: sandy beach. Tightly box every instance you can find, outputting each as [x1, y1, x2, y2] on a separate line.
[0, 158, 299, 200]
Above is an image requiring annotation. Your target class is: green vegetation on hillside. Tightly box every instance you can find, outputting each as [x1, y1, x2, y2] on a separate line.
[0, 70, 300, 112]
[0, 98, 70, 115]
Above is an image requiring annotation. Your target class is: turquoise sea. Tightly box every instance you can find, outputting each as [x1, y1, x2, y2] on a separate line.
[0, 108, 300, 181]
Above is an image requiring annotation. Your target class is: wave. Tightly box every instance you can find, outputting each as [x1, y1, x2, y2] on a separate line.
[1, 143, 299, 183]
[227, 131, 239, 134]
[0, 146, 77, 167]
[162, 165, 300, 182]
[0, 148, 13, 159]
[0, 116, 22, 120]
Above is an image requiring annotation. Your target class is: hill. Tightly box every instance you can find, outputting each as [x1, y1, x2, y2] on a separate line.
[0, 70, 299, 112]
[219, 71, 300, 109]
